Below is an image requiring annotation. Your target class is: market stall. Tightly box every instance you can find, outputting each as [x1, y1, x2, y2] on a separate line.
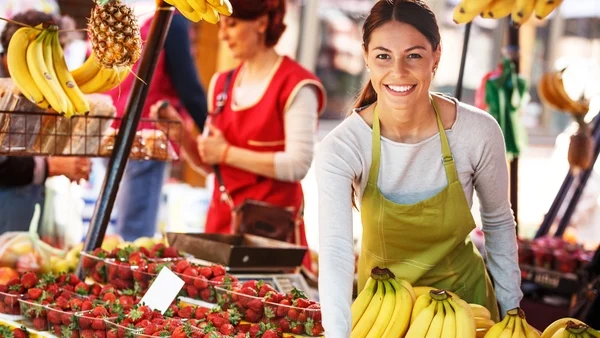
[0, 0, 599, 336]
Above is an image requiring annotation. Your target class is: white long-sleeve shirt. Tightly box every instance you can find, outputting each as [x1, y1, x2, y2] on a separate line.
[315, 98, 523, 338]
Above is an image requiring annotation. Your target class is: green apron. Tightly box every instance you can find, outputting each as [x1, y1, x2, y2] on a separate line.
[357, 97, 500, 322]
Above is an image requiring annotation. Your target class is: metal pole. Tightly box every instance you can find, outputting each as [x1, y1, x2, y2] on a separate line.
[77, 2, 175, 275]
[535, 113, 600, 238]
[554, 111, 600, 237]
[506, 19, 520, 229]
[454, 22, 472, 100]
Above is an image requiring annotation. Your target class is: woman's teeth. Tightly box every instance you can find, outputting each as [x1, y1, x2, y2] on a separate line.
[387, 85, 414, 92]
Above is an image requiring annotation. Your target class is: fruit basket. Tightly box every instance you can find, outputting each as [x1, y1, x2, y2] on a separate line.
[0, 290, 24, 316]
[19, 299, 49, 332]
[46, 305, 85, 338]
[75, 308, 118, 338]
[172, 260, 239, 304]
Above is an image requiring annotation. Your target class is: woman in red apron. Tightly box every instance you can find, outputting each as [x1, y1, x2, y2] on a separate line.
[153, 0, 326, 272]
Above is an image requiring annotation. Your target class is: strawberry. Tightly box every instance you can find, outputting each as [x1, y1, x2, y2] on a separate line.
[102, 292, 116, 303]
[294, 298, 311, 308]
[264, 292, 284, 304]
[241, 280, 259, 290]
[257, 284, 277, 298]
[306, 304, 321, 321]
[20, 272, 38, 289]
[27, 288, 43, 300]
[128, 251, 145, 265]
[182, 268, 199, 283]
[47, 309, 62, 325]
[186, 285, 199, 299]
[239, 287, 258, 306]
[150, 243, 166, 257]
[276, 299, 291, 317]
[247, 299, 264, 313]
[208, 313, 227, 328]
[219, 323, 235, 336]
[79, 315, 93, 329]
[89, 284, 102, 296]
[92, 317, 106, 330]
[12, 328, 28, 338]
[177, 305, 193, 318]
[162, 247, 179, 258]
[262, 329, 280, 338]
[200, 288, 215, 303]
[92, 306, 109, 317]
[193, 275, 209, 289]
[287, 308, 298, 321]
[194, 306, 209, 320]
[278, 318, 290, 332]
[171, 327, 187, 338]
[143, 322, 158, 335]
[69, 298, 83, 311]
[244, 308, 262, 323]
[297, 310, 307, 323]
[174, 260, 190, 273]
[199, 267, 213, 279]
[75, 282, 90, 295]
[32, 317, 46, 331]
[306, 319, 324, 336]
[290, 322, 304, 335]
[234, 333, 247, 338]
[248, 324, 262, 338]
[210, 265, 226, 277]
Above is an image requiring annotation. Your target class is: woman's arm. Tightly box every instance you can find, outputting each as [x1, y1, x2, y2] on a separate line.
[218, 86, 319, 180]
[472, 116, 523, 316]
[314, 132, 360, 338]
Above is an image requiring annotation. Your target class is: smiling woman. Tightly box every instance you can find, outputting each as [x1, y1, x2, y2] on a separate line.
[315, 0, 523, 337]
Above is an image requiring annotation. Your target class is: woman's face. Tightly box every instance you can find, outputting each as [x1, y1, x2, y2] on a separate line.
[363, 20, 440, 110]
[218, 16, 268, 60]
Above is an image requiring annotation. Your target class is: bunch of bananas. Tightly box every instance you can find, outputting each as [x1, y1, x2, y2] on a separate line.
[162, 0, 233, 23]
[484, 308, 541, 338]
[541, 318, 600, 338]
[538, 69, 589, 116]
[70, 53, 130, 95]
[453, 0, 564, 26]
[405, 289, 476, 338]
[7, 25, 90, 117]
[351, 268, 416, 338]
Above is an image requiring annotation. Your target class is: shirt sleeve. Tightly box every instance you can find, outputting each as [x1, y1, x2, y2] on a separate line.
[163, 13, 208, 132]
[472, 117, 523, 316]
[0, 156, 36, 186]
[315, 130, 360, 338]
[273, 86, 319, 182]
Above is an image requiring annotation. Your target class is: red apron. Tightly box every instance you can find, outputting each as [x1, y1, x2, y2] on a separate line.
[207, 56, 326, 271]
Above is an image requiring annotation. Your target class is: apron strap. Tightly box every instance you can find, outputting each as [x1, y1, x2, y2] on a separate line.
[431, 95, 459, 184]
[368, 104, 382, 184]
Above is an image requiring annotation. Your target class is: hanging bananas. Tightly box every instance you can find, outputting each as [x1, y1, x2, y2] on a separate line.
[541, 318, 600, 338]
[163, 0, 233, 23]
[453, 0, 564, 26]
[538, 69, 589, 116]
[71, 53, 130, 95]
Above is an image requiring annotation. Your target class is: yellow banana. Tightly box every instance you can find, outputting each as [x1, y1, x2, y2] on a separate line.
[411, 291, 433, 324]
[42, 30, 73, 116]
[512, 315, 525, 338]
[27, 29, 68, 114]
[50, 30, 90, 116]
[351, 277, 377, 329]
[350, 280, 385, 338]
[396, 278, 416, 302]
[172, 0, 203, 22]
[202, 4, 220, 24]
[542, 319, 587, 338]
[405, 299, 437, 338]
[449, 296, 476, 338]
[511, 0, 536, 26]
[538, 72, 571, 111]
[365, 280, 395, 338]
[97, 67, 129, 93]
[499, 316, 516, 338]
[71, 53, 101, 86]
[485, 314, 511, 338]
[477, 317, 497, 330]
[207, 0, 232, 16]
[471, 304, 492, 320]
[522, 316, 542, 338]
[453, 0, 495, 24]
[425, 301, 445, 338]
[413, 286, 436, 299]
[549, 71, 589, 115]
[481, 0, 517, 19]
[79, 67, 117, 94]
[381, 278, 413, 338]
[549, 328, 565, 338]
[478, 328, 491, 338]
[6, 26, 46, 105]
[441, 300, 456, 338]
[534, 0, 563, 20]
[185, 0, 207, 16]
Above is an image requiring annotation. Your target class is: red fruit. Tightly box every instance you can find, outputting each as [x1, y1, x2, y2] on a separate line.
[69, 298, 83, 311]
[199, 267, 213, 279]
[151, 243, 166, 256]
[75, 282, 90, 295]
[33, 317, 47, 331]
[297, 311, 307, 323]
[247, 299, 264, 312]
[262, 330, 280, 338]
[143, 323, 158, 335]
[244, 308, 262, 323]
[174, 260, 190, 273]
[239, 287, 258, 307]
[90, 284, 102, 296]
[128, 251, 145, 265]
[208, 313, 228, 328]
[47, 309, 62, 324]
[310, 322, 324, 336]
[171, 327, 187, 338]
[92, 306, 109, 317]
[257, 284, 277, 298]
[67, 274, 81, 286]
[162, 247, 179, 258]
[12, 328, 28, 338]
[103, 292, 117, 303]
[242, 280, 259, 290]
[27, 287, 43, 300]
[220, 323, 235, 335]
[194, 306, 209, 320]
[248, 324, 262, 338]
[306, 304, 321, 321]
[20, 272, 38, 289]
[186, 285, 199, 299]
[55, 296, 69, 310]
[79, 316, 93, 329]
[117, 296, 134, 310]
[295, 298, 311, 308]
[210, 265, 226, 277]
[287, 308, 298, 321]
[116, 265, 133, 280]
[99, 285, 116, 296]
[182, 267, 199, 282]
[290, 323, 304, 335]
[276, 299, 291, 317]
[80, 329, 96, 338]
[193, 275, 209, 289]
[177, 305, 193, 318]
[278, 318, 290, 332]
[200, 288, 215, 303]
[92, 317, 106, 330]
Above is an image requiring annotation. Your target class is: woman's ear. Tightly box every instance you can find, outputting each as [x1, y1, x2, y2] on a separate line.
[257, 14, 269, 34]
[363, 44, 369, 71]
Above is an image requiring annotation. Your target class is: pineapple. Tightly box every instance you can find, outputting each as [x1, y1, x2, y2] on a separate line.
[88, 0, 142, 69]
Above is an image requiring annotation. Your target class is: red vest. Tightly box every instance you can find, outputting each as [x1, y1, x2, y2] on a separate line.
[205, 56, 326, 245]
[107, 15, 188, 131]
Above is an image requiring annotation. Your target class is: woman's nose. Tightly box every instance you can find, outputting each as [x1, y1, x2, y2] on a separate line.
[392, 58, 410, 77]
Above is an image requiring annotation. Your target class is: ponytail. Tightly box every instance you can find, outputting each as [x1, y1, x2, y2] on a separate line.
[353, 80, 378, 110]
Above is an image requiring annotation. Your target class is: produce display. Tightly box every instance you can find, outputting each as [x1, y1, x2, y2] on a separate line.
[518, 237, 594, 275]
[0, 323, 31, 338]
[158, 0, 233, 23]
[453, 0, 563, 26]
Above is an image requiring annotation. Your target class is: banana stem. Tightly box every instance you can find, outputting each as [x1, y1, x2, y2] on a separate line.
[565, 321, 588, 334]
[506, 307, 521, 317]
[370, 267, 394, 280]
[429, 289, 449, 301]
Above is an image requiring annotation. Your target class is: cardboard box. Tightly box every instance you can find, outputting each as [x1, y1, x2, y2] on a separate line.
[166, 233, 307, 269]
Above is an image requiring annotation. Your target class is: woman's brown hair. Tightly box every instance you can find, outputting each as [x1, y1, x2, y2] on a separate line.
[354, 0, 441, 110]
[228, 0, 286, 48]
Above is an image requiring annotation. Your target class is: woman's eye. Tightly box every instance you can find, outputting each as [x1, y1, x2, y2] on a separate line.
[408, 54, 422, 59]
[375, 54, 390, 59]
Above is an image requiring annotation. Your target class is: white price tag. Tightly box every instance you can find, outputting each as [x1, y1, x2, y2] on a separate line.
[139, 267, 184, 314]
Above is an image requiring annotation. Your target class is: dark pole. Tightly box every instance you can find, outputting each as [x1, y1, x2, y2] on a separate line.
[506, 19, 520, 231]
[77, 3, 175, 275]
[454, 22, 472, 100]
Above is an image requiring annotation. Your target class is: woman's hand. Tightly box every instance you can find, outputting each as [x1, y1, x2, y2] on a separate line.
[149, 100, 183, 140]
[198, 124, 229, 165]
